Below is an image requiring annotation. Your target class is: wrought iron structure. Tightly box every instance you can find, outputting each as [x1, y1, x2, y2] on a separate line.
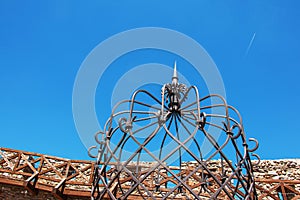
[89, 63, 260, 199]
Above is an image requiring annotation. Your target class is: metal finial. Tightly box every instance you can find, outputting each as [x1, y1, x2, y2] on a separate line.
[172, 61, 178, 84]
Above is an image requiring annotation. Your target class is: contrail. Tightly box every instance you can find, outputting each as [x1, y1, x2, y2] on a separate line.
[245, 32, 256, 57]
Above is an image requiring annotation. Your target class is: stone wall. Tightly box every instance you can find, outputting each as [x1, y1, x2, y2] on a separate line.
[253, 159, 300, 181]
[0, 183, 55, 200]
[0, 183, 90, 200]
[1, 159, 300, 199]
[253, 159, 300, 197]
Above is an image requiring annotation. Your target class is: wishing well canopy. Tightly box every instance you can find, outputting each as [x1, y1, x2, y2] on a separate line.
[89, 63, 259, 200]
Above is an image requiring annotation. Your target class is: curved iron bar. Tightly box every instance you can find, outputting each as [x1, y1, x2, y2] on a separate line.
[200, 127, 250, 194]
[181, 114, 227, 133]
[248, 138, 259, 152]
[103, 111, 201, 198]
[101, 111, 159, 170]
[129, 89, 169, 120]
[175, 114, 203, 161]
[161, 124, 234, 199]
[88, 146, 98, 158]
[104, 99, 162, 131]
[97, 113, 163, 188]
[180, 93, 231, 128]
[181, 112, 247, 166]
[158, 115, 173, 163]
[174, 113, 182, 180]
[101, 125, 162, 199]
[125, 124, 202, 200]
[179, 85, 202, 121]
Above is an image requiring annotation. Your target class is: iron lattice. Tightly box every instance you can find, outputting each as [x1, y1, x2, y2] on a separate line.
[89, 63, 260, 200]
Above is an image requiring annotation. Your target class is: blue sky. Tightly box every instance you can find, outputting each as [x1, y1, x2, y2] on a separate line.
[1, 1, 300, 160]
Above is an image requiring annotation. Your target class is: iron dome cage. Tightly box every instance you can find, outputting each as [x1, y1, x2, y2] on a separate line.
[89, 63, 260, 200]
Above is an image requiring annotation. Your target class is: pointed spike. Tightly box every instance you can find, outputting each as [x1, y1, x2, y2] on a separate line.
[173, 61, 178, 79]
[172, 61, 178, 85]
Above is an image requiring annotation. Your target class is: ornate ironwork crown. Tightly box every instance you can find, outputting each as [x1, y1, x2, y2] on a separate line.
[89, 62, 259, 200]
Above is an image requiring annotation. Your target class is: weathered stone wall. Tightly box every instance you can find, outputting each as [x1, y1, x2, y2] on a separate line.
[253, 159, 300, 197]
[0, 183, 55, 200]
[1, 159, 300, 199]
[253, 159, 300, 180]
[0, 183, 90, 200]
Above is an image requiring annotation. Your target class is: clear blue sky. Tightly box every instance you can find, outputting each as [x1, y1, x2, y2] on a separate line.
[1, 1, 299, 160]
